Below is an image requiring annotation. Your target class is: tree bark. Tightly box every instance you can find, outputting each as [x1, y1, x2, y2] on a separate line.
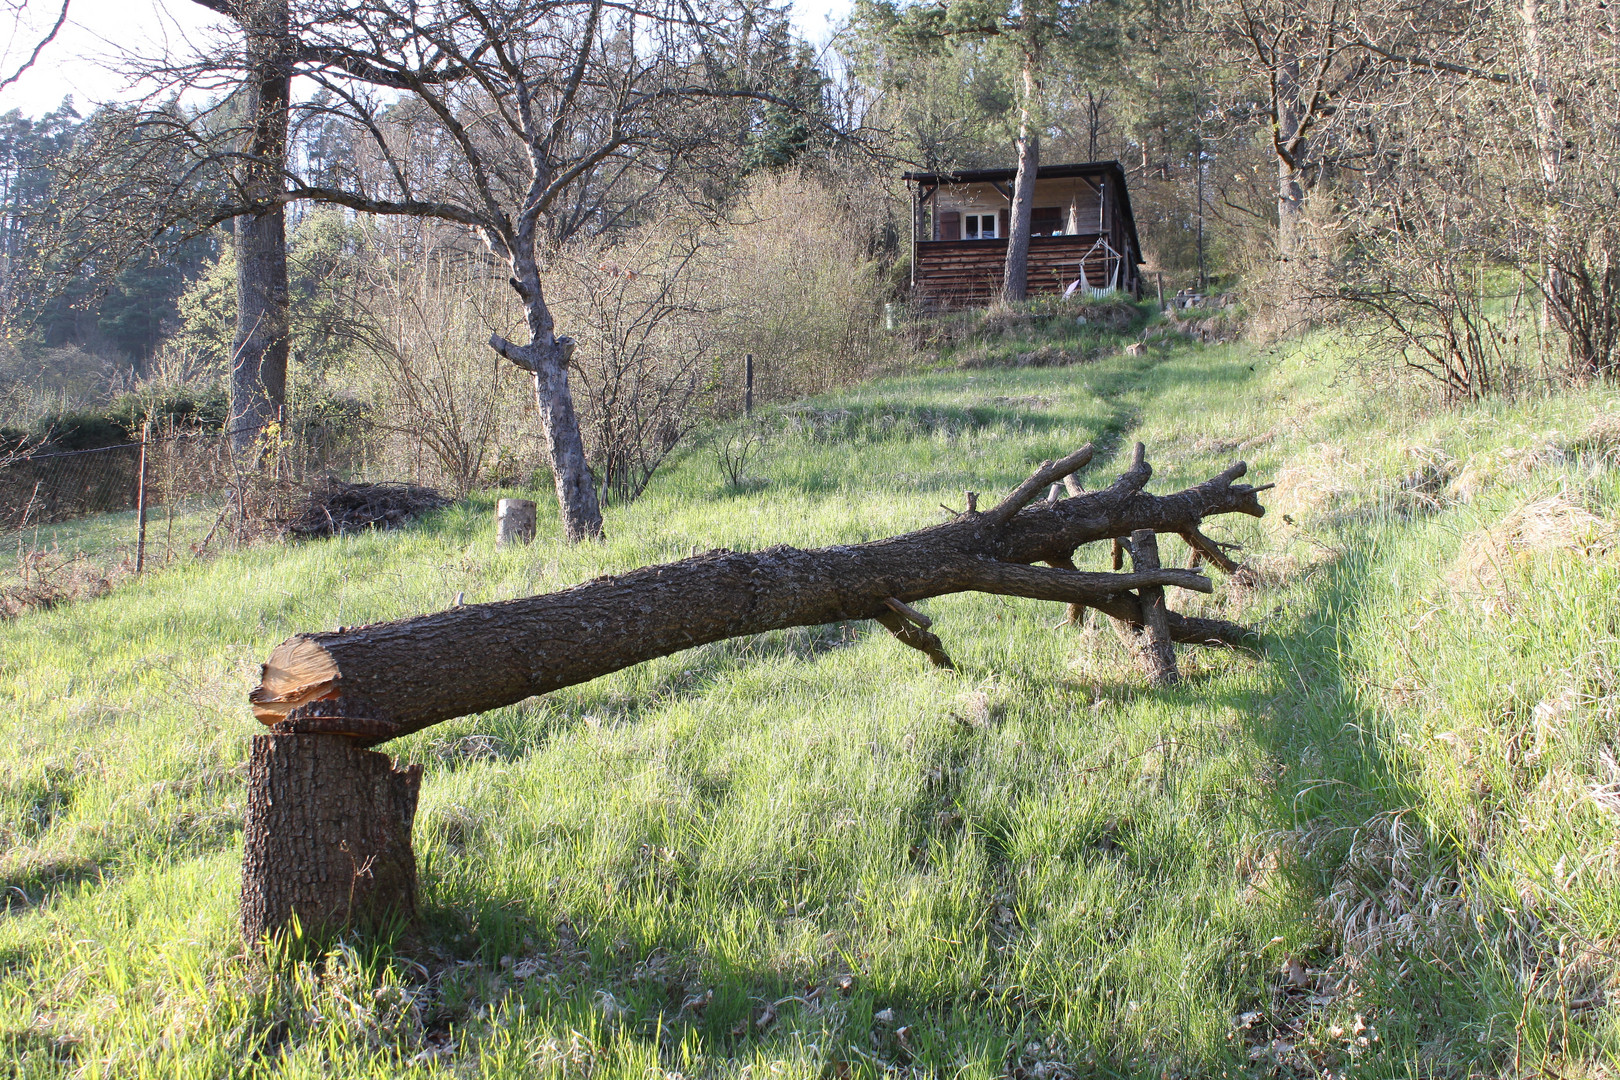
[240, 733, 421, 943]
[530, 350, 600, 542]
[228, 0, 292, 455]
[1128, 528, 1178, 686]
[251, 446, 1269, 742]
[496, 497, 537, 545]
[1273, 57, 1309, 267]
[1002, 58, 1041, 304]
[489, 237, 604, 542]
[488, 332, 603, 543]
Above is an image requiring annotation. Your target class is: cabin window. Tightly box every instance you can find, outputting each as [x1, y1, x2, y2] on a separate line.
[962, 214, 998, 239]
[1031, 207, 1063, 235]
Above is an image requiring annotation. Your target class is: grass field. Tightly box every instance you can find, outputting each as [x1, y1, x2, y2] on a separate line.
[3, 314, 1620, 1078]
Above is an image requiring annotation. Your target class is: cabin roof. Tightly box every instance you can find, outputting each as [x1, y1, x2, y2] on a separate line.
[901, 160, 1142, 265]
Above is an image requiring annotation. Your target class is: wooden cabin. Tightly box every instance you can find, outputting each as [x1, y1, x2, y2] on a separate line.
[903, 161, 1144, 308]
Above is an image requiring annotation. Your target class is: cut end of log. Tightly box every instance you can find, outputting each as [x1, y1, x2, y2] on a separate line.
[250, 636, 342, 724]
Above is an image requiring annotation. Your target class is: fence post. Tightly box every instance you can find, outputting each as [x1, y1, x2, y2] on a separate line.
[135, 420, 149, 574]
[744, 353, 754, 417]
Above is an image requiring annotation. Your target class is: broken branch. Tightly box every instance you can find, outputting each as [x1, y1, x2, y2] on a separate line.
[985, 445, 1095, 526]
[884, 597, 932, 628]
[1179, 527, 1242, 574]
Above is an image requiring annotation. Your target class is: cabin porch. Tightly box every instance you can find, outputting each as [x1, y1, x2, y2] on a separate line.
[911, 233, 1132, 308]
[904, 161, 1145, 310]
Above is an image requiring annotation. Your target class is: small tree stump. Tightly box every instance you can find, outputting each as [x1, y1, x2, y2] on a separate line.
[496, 498, 537, 546]
[240, 733, 422, 944]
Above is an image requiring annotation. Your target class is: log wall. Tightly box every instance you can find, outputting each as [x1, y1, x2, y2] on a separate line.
[913, 234, 1134, 308]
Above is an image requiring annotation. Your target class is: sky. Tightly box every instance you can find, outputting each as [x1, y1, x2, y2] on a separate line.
[0, 0, 855, 119]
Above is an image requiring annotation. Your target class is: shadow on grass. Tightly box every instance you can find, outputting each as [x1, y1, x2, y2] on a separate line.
[1230, 537, 1513, 1075]
[0, 854, 102, 915]
[235, 346, 1481, 1077]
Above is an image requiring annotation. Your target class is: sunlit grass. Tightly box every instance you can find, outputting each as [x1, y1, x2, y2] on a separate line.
[3, 321, 1620, 1076]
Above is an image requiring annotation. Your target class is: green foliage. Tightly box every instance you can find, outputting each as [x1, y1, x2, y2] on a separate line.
[4, 330, 1620, 1076]
[175, 209, 365, 375]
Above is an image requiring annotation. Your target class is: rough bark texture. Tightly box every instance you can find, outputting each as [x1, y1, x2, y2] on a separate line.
[1002, 61, 1041, 304]
[489, 267, 603, 543]
[250, 446, 1269, 743]
[229, 0, 292, 454]
[1273, 58, 1309, 266]
[240, 733, 421, 942]
[529, 350, 600, 542]
[1128, 528, 1178, 686]
[496, 498, 537, 546]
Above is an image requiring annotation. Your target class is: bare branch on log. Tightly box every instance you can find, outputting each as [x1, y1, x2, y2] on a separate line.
[876, 610, 955, 668]
[884, 597, 933, 628]
[1180, 527, 1243, 573]
[953, 561, 1214, 600]
[985, 445, 1095, 525]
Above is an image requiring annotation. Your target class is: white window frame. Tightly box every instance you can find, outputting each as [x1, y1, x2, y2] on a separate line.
[954, 212, 999, 240]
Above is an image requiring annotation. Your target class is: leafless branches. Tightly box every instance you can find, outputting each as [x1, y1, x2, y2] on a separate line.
[0, 0, 69, 92]
[558, 223, 718, 504]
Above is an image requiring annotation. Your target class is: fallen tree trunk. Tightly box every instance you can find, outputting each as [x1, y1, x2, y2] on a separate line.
[250, 444, 1269, 744]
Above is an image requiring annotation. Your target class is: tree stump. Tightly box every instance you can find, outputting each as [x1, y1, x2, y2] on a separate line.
[496, 498, 537, 546]
[240, 733, 422, 944]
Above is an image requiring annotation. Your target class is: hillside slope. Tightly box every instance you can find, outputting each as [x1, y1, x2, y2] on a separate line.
[3, 327, 1619, 1078]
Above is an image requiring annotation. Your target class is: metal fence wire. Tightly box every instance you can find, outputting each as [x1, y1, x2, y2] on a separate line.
[1, 420, 365, 540]
[0, 441, 144, 531]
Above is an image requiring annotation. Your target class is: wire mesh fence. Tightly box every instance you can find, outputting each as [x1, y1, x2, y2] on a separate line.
[0, 441, 144, 531]
[0, 418, 372, 563]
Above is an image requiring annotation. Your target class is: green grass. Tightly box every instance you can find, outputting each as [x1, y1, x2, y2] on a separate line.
[4, 321, 1620, 1077]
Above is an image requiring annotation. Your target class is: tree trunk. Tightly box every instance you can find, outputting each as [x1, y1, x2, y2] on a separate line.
[489, 250, 604, 542]
[1275, 157, 1306, 267]
[530, 350, 601, 542]
[486, 332, 603, 543]
[251, 445, 1269, 742]
[496, 497, 537, 545]
[1273, 59, 1308, 267]
[1516, 0, 1568, 355]
[240, 733, 422, 943]
[228, 0, 292, 456]
[1002, 58, 1041, 304]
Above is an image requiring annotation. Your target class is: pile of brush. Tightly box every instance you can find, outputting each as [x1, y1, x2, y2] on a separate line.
[283, 478, 451, 538]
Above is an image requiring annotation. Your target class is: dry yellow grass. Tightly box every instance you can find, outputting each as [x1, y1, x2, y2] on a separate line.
[1449, 493, 1618, 610]
[1448, 442, 1561, 503]
[1266, 444, 1361, 526]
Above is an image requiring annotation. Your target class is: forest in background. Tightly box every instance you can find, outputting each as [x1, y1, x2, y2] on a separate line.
[0, 0, 1613, 501]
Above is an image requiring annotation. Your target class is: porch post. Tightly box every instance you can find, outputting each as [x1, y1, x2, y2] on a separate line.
[910, 181, 918, 291]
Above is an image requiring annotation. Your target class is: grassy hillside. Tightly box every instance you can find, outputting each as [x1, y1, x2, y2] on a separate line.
[3, 316, 1620, 1078]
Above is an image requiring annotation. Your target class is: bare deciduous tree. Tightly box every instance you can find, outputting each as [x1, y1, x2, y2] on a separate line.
[1205, 0, 1379, 267]
[1315, 0, 1620, 387]
[264, 0, 810, 539]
